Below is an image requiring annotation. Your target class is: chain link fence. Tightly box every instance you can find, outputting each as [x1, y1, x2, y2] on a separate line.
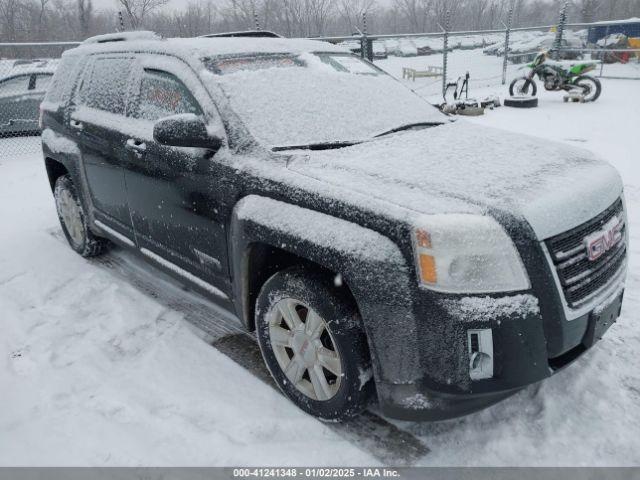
[1, 8, 639, 156]
[314, 5, 640, 101]
[0, 42, 79, 155]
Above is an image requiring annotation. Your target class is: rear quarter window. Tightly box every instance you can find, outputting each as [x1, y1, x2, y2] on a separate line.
[44, 55, 86, 105]
[78, 56, 133, 115]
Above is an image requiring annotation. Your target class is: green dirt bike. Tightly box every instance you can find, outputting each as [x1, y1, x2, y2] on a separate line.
[509, 51, 602, 102]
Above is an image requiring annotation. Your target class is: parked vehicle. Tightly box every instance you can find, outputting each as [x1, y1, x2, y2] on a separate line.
[41, 32, 627, 422]
[510, 51, 602, 102]
[0, 60, 55, 137]
[485, 31, 585, 63]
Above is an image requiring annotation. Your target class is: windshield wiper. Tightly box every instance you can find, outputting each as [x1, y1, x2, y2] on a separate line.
[272, 141, 361, 152]
[272, 124, 444, 151]
[375, 122, 444, 138]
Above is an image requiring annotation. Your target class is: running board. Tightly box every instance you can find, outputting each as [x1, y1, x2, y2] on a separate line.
[92, 220, 228, 301]
[94, 220, 135, 247]
[140, 248, 229, 300]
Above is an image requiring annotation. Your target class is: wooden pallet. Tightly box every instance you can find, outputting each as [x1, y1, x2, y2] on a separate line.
[402, 66, 444, 81]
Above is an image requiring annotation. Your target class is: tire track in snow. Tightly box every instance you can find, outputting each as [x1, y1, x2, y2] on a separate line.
[48, 229, 430, 466]
[212, 334, 430, 466]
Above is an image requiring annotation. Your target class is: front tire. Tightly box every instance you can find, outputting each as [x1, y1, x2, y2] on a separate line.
[509, 77, 538, 97]
[54, 175, 108, 257]
[255, 267, 374, 421]
[574, 75, 601, 102]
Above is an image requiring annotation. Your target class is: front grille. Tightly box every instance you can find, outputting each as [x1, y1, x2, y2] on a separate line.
[546, 199, 626, 308]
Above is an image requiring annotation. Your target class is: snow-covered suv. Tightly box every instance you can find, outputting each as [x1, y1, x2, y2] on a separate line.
[41, 32, 628, 421]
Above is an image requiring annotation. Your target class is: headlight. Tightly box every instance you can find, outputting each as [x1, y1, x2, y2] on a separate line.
[413, 214, 530, 294]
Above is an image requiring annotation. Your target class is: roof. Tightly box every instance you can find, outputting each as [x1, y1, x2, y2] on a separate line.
[66, 36, 349, 62]
[82, 31, 161, 44]
[590, 17, 640, 25]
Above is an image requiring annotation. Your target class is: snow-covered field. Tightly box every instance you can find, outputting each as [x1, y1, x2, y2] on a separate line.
[1, 49, 639, 466]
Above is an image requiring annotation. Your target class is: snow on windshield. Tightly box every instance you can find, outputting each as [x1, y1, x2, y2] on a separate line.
[204, 52, 445, 148]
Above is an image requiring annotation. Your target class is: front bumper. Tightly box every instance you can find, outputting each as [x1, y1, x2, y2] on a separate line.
[370, 290, 624, 422]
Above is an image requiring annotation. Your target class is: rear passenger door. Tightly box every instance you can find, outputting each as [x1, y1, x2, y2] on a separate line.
[122, 55, 230, 293]
[71, 55, 136, 240]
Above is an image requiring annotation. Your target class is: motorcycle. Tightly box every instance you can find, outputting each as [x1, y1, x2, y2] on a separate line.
[509, 51, 602, 102]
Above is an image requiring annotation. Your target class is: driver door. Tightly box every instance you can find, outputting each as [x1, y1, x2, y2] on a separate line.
[123, 55, 231, 295]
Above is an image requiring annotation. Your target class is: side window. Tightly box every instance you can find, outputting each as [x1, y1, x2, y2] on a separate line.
[132, 69, 203, 121]
[34, 73, 53, 93]
[0, 75, 30, 97]
[79, 57, 133, 115]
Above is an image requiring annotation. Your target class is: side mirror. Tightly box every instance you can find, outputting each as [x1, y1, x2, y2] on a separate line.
[153, 114, 222, 151]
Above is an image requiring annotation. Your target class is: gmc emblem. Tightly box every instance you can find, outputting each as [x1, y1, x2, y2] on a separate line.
[584, 216, 624, 262]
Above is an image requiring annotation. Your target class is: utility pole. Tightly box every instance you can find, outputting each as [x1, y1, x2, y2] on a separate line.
[252, 1, 261, 31]
[502, 0, 516, 85]
[440, 9, 452, 99]
[360, 11, 373, 62]
[553, 1, 569, 60]
[117, 10, 125, 32]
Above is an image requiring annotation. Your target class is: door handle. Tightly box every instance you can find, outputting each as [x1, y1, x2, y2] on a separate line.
[70, 119, 83, 131]
[125, 138, 147, 154]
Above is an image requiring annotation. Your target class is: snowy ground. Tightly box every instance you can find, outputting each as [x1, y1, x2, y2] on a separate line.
[1, 49, 639, 466]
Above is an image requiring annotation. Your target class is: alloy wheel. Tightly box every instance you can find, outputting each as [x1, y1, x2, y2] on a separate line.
[57, 188, 84, 247]
[268, 298, 342, 401]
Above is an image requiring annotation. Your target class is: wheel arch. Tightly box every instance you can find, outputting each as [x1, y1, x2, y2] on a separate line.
[228, 195, 419, 387]
[240, 242, 360, 332]
[44, 157, 69, 191]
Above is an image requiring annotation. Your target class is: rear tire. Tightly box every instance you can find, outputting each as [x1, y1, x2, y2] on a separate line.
[574, 75, 601, 102]
[54, 175, 108, 257]
[255, 267, 374, 421]
[509, 77, 538, 97]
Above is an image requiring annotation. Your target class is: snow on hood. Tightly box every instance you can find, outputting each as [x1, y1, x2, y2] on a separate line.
[287, 121, 623, 240]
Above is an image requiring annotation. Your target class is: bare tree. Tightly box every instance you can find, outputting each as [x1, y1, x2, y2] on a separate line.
[77, 0, 92, 36]
[468, 0, 492, 29]
[308, 0, 336, 36]
[573, 0, 602, 22]
[430, 0, 463, 29]
[338, 0, 376, 33]
[392, 0, 430, 32]
[117, 0, 169, 29]
[2, 0, 640, 45]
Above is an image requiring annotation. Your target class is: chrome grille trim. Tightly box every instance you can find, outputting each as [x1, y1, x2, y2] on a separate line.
[555, 244, 585, 261]
[542, 198, 628, 320]
[542, 242, 626, 321]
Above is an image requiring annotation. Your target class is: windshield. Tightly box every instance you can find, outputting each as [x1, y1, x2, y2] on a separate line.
[203, 52, 446, 148]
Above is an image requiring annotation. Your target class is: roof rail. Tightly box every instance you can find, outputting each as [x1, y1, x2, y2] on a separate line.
[82, 31, 161, 45]
[200, 30, 282, 39]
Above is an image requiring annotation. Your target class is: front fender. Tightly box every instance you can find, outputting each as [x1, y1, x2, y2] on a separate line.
[229, 195, 421, 384]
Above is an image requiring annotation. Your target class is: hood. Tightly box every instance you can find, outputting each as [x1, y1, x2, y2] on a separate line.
[287, 121, 623, 240]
